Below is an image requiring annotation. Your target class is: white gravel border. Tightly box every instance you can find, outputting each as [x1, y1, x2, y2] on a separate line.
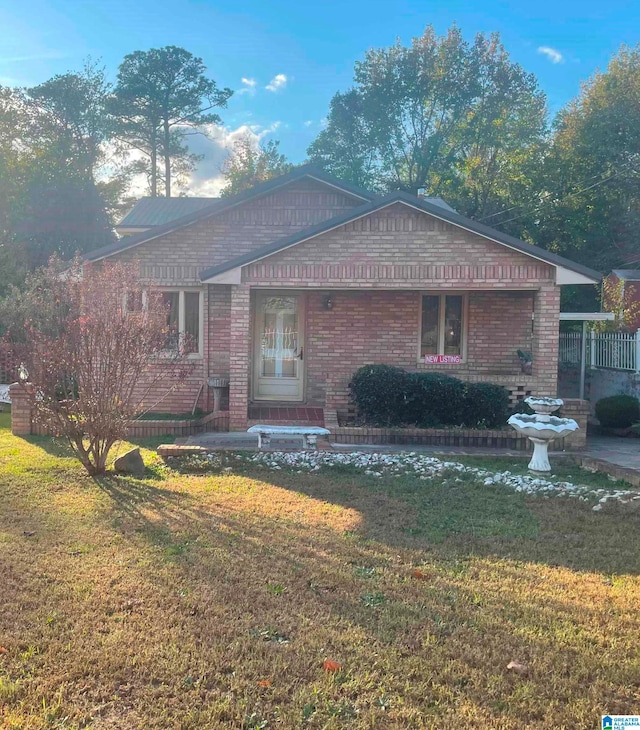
[230, 450, 640, 511]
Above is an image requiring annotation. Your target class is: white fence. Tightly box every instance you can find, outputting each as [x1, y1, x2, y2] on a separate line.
[559, 330, 640, 372]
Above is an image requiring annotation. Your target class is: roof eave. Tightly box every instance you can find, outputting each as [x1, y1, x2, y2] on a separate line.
[201, 194, 602, 284]
[85, 165, 375, 263]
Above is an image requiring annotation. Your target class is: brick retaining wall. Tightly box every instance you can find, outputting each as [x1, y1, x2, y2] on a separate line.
[9, 383, 229, 438]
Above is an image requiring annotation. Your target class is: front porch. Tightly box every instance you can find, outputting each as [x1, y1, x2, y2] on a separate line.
[221, 284, 560, 431]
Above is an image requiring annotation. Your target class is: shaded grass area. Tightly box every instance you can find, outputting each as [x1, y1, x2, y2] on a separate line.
[451, 453, 630, 490]
[1, 427, 640, 729]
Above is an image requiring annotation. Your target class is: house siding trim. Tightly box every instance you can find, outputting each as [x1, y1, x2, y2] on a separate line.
[200, 196, 601, 285]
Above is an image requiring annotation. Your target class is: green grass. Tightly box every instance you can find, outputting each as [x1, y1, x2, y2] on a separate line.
[452, 453, 631, 490]
[1, 420, 640, 729]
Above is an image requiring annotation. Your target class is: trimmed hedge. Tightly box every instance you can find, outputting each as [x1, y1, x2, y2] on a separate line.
[406, 372, 466, 427]
[462, 382, 511, 429]
[595, 395, 640, 429]
[348, 365, 413, 427]
[349, 365, 510, 428]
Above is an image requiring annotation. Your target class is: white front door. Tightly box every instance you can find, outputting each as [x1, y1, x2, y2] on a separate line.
[254, 292, 304, 401]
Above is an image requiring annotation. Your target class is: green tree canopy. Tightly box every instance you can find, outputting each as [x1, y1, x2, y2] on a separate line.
[0, 74, 115, 295]
[220, 133, 293, 197]
[308, 25, 547, 225]
[27, 61, 111, 179]
[110, 46, 233, 197]
[533, 44, 640, 274]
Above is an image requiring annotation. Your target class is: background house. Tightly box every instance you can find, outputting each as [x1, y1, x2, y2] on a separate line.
[604, 270, 640, 331]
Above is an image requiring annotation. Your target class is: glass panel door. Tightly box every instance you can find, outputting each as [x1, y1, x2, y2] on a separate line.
[254, 293, 304, 400]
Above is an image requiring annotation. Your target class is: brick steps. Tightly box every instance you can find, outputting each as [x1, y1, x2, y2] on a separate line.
[246, 405, 325, 428]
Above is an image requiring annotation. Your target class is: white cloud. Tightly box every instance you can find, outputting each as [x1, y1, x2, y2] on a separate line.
[238, 77, 257, 95]
[105, 121, 283, 200]
[303, 120, 313, 128]
[265, 73, 288, 92]
[537, 46, 564, 64]
[185, 121, 282, 196]
[0, 51, 68, 64]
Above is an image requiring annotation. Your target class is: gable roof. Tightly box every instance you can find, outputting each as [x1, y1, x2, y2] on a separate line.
[612, 269, 640, 281]
[118, 197, 218, 229]
[117, 191, 456, 231]
[86, 165, 376, 262]
[200, 191, 602, 285]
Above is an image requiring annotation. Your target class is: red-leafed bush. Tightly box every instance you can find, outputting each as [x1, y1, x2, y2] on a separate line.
[10, 256, 194, 475]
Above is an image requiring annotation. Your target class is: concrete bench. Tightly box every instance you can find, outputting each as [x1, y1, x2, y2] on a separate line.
[247, 424, 330, 450]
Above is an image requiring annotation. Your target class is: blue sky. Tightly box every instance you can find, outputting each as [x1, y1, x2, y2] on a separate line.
[1, 0, 638, 193]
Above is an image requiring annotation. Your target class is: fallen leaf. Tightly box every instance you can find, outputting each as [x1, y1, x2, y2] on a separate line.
[507, 660, 528, 674]
[323, 659, 342, 673]
[412, 569, 431, 580]
[257, 679, 271, 688]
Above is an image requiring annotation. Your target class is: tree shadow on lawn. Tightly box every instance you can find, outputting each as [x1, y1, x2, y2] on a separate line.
[94, 474, 214, 547]
[86, 470, 640, 726]
[232, 463, 640, 577]
[5, 448, 626, 728]
[20, 433, 76, 459]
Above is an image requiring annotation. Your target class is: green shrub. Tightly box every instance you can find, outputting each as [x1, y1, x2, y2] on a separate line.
[348, 364, 413, 426]
[595, 395, 640, 429]
[462, 382, 510, 428]
[349, 366, 510, 429]
[406, 372, 466, 426]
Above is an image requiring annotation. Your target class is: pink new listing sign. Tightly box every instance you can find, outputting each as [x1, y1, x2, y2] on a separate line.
[424, 355, 462, 364]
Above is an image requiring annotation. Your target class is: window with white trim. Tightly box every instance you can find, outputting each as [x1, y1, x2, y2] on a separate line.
[420, 294, 466, 358]
[162, 290, 203, 355]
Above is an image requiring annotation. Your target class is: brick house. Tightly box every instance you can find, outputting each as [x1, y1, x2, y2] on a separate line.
[86, 165, 600, 431]
[603, 270, 640, 331]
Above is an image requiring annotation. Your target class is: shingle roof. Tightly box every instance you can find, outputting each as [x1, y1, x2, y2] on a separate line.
[118, 192, 454, 231]
[199, 191, 602, 283]
[87, 165, 601, 283]
[421, 197, 456, 213]
[613, 269, 640, 281]
[86, 165, 375, 261]
[118, 197, 220, 228]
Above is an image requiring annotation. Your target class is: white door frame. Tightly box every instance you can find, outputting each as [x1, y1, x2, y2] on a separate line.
[252, 290, 306, 402]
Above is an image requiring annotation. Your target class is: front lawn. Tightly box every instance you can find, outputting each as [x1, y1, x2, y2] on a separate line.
[1, 423, 639, 729]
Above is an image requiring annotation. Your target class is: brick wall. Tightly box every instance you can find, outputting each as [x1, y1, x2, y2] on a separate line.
[129, 286, 210, 415]
[229, 284, 251, 430]
[303, 289, 536, 406]
[116, 179, 362, 286]
[9, 384, 31, 435]
[207, 284, 232, 410]
[244, 203, 555, 288]
[559, 399, 589, 450]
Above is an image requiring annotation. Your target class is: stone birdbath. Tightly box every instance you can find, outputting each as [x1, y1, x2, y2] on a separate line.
[508, 396, 579, 472]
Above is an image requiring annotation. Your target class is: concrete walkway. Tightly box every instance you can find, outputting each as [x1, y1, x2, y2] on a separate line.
[581, 436, 640, 471]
